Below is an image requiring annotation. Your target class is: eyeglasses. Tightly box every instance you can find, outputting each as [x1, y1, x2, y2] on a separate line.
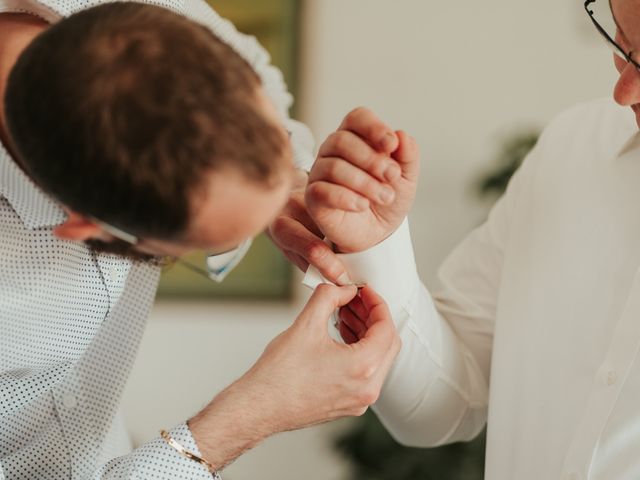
[585, 0, 640, 72]
[96, 219, 252, 283]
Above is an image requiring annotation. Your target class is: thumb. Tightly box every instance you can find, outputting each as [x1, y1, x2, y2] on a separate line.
[297, 284, 358, 329]
[392, 130, 420, 183]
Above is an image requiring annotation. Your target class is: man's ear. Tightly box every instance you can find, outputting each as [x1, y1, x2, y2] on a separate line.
[53, 211, 106, 241]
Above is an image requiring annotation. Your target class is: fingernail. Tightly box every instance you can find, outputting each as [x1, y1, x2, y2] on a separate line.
[380, 132, 397, 151]
[384, 163, 400, 182]
[378, 186, 395, 204]
[337, 272, 352, 286]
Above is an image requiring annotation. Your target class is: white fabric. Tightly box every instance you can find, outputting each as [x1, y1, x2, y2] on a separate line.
[0, 1, 312, 478]
[334, 98, 640, 480]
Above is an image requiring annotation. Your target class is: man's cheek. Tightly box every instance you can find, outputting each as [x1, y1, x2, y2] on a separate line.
[614, 54, 627, 75]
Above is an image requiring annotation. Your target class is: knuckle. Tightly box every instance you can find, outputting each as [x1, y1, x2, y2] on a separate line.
[352, 406, 369, 417]
[306, 241, 330, 263]
[325, 158, 344, 180]
[360, 176, 380, 195]
[355, 386, 380, 407]
[350, 359, 376, 381]
[331, 130, 350, 152]
[305, 182, 325, 202]
[269, 216, 290, 238]
[348, 106, 369, 121]
[315, 283, 338, 298]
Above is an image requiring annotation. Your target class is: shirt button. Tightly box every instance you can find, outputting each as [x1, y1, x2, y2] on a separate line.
[605, 370, 618, 386]
[62, 393, 78, 409]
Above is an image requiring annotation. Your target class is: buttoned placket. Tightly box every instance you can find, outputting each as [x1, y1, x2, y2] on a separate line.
[560, 265, 640, 479]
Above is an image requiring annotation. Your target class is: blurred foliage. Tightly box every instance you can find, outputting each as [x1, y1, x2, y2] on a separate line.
[335, 411, 485, 480]
[476, 131, 540, 200]
[334, 131, 540, 480]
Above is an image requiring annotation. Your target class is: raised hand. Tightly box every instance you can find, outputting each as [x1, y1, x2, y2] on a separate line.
[306, 108, 420, 253]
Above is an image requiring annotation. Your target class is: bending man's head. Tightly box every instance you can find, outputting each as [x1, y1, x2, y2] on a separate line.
[4, 2, 294, 259]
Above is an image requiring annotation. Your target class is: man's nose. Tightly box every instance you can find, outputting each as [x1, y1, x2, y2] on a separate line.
[614, 62, 640, 106]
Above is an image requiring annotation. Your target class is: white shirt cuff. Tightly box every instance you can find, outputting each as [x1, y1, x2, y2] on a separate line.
[302, 218, 419, 318]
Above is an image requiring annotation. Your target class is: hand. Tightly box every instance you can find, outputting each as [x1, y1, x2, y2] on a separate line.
[306, 108, 420, 253]
[268, 169, 352, 285]
[189, 284, 400, 468]
[239, 284, 400, 430]
[337, 286, 392, 344]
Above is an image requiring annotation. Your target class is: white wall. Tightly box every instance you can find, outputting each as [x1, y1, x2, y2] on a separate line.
[121, 1, 619, 479]
[298, 0, 617, 286]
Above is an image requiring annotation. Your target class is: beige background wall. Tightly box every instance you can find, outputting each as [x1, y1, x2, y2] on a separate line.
[121, 1, 618, 479]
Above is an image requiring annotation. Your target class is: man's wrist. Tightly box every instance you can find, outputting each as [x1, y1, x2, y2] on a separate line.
[188, 381, 274, 471]
[332, 222, 402, 254]
[303, 218, 418, 318]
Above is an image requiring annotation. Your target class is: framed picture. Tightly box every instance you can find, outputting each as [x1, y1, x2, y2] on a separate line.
[156, 0, 301, 301]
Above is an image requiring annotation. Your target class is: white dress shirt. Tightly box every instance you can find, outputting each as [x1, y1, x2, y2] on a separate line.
[315, 98, 640, 480]
[0, 1, 313, 478]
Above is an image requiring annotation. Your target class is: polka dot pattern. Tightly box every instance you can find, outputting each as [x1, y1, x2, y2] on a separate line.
[0, 141, 218, 479]
[0, 0, 311, 477]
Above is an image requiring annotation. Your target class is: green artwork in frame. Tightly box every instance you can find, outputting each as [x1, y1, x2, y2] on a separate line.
[156, 0, 301, 301]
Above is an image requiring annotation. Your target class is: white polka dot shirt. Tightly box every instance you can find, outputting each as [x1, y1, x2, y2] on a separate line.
[0, 1, 314, 478]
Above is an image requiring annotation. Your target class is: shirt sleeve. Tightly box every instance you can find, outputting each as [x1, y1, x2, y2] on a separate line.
[180, 0, 316, 171]
[92, 423, 217, 479]
[306, 148, 535, 448]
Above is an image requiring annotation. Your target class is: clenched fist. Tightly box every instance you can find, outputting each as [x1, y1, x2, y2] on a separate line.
[306, 107, 420, 253]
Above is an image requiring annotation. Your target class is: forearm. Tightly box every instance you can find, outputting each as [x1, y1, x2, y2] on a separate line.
[306, 219, 490, 446]
[373, 282, 489, 447]
[187, 380, 274, 471]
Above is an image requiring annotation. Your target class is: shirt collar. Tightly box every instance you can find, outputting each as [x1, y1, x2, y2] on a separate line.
[0, 142, 67, 229]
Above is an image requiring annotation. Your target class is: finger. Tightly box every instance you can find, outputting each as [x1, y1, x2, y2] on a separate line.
[339, 306, 367, 339]
[352, 294, 396, 353]
[310, 158, 395, 206]
[270, 215, 350, 285]
[338, 319, 359, 345]
[284, 193, 324, 238]
[339, 107, 399, 154]
[300, 284, 358, 328]
[282, 250, 309, 273]
[306, 181, 369, 212]
[359, 286, 387, 316]
[319, 130, 401, 183]
[391, 130, 420, 183]
[346, 294, 369, 322]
